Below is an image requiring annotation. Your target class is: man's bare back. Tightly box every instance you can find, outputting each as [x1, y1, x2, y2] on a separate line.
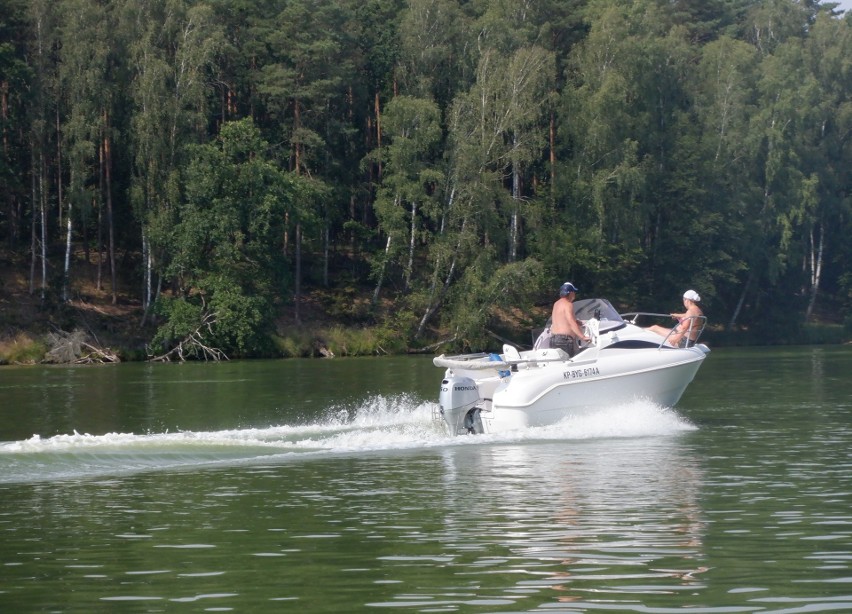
[551, 296, 585, 338]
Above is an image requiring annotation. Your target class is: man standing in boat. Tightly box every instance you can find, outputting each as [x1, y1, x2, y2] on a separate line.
[550, 282, 590, 357]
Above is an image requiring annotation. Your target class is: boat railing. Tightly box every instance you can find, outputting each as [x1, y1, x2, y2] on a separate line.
[621, 311, 667, 327]
[620, 312, 707, 348]
[433, 348, 572, 371]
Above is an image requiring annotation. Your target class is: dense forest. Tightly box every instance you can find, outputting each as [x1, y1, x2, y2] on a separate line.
[0, 0, 850, 360]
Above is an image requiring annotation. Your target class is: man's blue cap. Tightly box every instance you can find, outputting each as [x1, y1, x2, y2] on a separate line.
[559, 282, 579, 296]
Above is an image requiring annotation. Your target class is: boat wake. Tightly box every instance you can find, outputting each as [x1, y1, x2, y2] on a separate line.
[0, 395, 695, 484]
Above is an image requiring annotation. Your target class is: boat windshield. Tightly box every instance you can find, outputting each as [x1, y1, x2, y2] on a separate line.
[573, 298, 624, 325]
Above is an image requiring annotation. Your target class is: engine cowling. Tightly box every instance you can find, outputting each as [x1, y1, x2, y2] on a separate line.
[439, 376, 483, 434]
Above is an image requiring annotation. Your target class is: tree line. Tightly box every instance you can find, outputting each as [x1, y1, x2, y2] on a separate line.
[1, 0, 850, 357]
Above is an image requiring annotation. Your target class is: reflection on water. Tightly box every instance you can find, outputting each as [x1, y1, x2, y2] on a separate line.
[1, 348, 851, 612]
[432, 439, 708, 608]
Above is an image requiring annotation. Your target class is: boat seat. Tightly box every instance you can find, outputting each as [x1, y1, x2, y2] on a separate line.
[501, 345, 522, 373]
[503, 344, 521, 361]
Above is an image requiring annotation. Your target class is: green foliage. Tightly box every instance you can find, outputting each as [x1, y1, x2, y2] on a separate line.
[151, 286, 273, 359]
[205, 276, 272, 355]
[0, 333, 48, 365]
[271, 332, 310, 359]
[0, 0, 850, 359]
[273, 320, 411, 358]
[149, 296, 204, 356]
[152, 118, 293, 358]
[801, 323, 846, 345]
[373, 308, 415, 354]
[371, 95, 443, 292]
[323, 325, 377, 357]
[441, 254, 545, 352]
[324, 286, 372, 323]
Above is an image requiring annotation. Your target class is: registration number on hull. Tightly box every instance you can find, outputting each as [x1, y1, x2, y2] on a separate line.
[563, 366, 600, 380]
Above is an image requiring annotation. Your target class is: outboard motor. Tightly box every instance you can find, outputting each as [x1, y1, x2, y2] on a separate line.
[439, 376, 484, 434]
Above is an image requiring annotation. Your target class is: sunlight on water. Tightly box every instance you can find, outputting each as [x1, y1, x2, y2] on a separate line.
[0, 396, 691, 484]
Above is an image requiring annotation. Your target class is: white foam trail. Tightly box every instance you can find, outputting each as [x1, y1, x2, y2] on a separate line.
[539, 401, 697, 440]
[0, 395, 694, 483]
[426, 399, 696, 446]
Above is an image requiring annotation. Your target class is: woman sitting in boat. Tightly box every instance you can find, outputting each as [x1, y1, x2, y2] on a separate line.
[550, 282, 591, 357]
[648, 289, 704, 346]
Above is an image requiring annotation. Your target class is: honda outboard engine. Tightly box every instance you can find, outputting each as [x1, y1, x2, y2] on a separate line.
[439, 376, 484, 434]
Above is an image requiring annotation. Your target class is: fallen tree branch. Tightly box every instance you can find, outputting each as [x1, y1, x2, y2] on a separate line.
[77, 341, 121, 364]
[43, 328, 120, 364]
[147, 311, 228, 362]
[409, 336, 457, 354]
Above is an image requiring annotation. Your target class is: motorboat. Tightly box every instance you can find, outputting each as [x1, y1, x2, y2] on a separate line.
[433, 298, 709, 435]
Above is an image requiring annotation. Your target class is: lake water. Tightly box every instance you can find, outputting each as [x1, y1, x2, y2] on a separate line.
[1, 346, 850, 612]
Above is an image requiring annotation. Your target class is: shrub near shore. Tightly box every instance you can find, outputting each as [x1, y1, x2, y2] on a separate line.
[0, 333, 48, 365]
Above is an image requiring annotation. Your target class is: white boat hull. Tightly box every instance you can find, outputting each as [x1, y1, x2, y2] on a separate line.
[482, 350, 706, 432]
